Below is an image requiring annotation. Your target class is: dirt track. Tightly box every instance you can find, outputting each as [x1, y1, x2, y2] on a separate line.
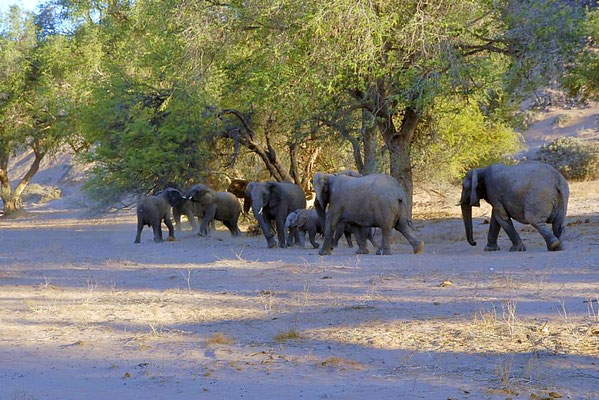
[1, 180, 599, 400]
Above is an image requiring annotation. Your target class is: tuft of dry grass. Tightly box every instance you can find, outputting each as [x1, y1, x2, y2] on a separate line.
[274, 329, 302, 343]
[319, 356, 364, 371]
[206, 332, 235, 346]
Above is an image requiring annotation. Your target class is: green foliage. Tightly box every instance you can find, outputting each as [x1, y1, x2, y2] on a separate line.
[534, 137, 599, 181]
[413, 99, 522, 182]
[564, 9, 599, 99]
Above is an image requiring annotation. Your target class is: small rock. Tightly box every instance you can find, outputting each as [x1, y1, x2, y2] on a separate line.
[122, 372, 131, 379]
[439, 280, 453, 287]
[548, 392, 562, 399]
[482, 219, 490, 225]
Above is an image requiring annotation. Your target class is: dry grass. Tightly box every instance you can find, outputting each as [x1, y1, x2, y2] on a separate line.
[319, 357, 364, 371]
[274, 330, 302, 343]
[206, 332, 235, 346]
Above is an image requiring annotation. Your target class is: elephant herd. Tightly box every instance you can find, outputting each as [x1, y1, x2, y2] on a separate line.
[135, 161, 570, 254]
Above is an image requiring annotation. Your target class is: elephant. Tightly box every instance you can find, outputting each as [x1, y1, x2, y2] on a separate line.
[246, 181, 306, 248]
[285, 208, 376, 249]
[186, 184, 242, 237]
[313, 169, 378, 250]
[314, 173, 424, 255]
[460, 161, 569, 252]
[227, 179, 252, 217]
[134, 188, 180, 243]
[285, 209, 322, 248]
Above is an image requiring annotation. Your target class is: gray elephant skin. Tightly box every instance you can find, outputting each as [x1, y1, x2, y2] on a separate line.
[285, 208, 375, 249]
[186, 184, 241, 237]
[285, 209, 322, 248]
[460, 161, 569, 252]
[314, 173, 424, 255]
[246, 181, 306, 248]
[134, 188, 180, 243]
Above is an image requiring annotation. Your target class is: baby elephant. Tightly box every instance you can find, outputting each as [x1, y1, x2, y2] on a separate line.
[285, 209, 322, 248]
[134, 188, 180, 243]
[186, 184, 242, 237]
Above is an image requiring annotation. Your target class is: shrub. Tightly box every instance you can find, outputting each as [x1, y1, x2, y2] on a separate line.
[22, 184, 62, 204]
[534, 137, 599, 181]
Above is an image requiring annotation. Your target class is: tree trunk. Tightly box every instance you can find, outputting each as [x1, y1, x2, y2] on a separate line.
[0, 150, 44, 215]
[361, 108, 378, 174]
[378, 107, 420, 218]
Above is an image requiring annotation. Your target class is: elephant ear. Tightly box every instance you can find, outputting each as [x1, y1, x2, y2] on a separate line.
[267, 182, 281, 207]
[245, 182, 255, 199]
[297, 210, 310, 228]
[470, 170, 480, 207]
[313, 173, 329, 206]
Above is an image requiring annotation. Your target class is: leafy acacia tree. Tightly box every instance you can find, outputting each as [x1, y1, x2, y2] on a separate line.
[0, 5, 86, 214]
[300, 0, 583, 212]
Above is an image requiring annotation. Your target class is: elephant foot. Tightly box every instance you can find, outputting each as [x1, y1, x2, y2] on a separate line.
[356, 247, 370, 255]
[154, 238, 163, 243]
[509, 243, 526, 252]
[484, 243, 500, 252]
[319, 248, 332, 256]
[267, 238, 277, 249]
[312, 244, 319, 249]
[279, 242, 288, 249]
[548, 239, 562, 251]
[134, 239, 140, 244]
[412, 241, 424, 254]
[375, 247, 391, 255]
[167, 236, 176, 242]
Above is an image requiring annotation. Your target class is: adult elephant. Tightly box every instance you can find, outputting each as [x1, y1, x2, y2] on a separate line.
[246, 181, 306, 248]
[460, 161, 569, 252]
[186, 184, 241, 237]
[314, 173, 423, 255]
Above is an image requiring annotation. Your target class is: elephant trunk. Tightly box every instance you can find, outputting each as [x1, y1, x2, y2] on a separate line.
[285, 220, 295, 247]
[461, 204, 477, 246]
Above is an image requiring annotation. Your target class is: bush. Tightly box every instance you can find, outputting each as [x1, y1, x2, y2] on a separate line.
[534, 137, 599, 181]
[22, 184, 62, 204]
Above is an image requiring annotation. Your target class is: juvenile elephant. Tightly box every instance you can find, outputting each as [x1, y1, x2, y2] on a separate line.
[246, 181, 306, 248]
[186, 184, 241, 237]
[134, 188, 180, 243]
[285, 208, 373, 249]
[461, 161, 569, 252]
[314, 173, 424, 255]
[285, 209, 322, 248]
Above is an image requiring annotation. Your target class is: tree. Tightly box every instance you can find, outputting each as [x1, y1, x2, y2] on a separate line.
[0, 5, 84, 214]
[298, 0, 584, 213]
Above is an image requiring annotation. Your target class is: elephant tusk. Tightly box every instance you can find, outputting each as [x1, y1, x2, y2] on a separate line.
[258, 207, 263, 215]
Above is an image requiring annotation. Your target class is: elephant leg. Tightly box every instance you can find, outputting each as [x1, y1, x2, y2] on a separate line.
[332, 225, 342, 248]
[484, 209, 501, 251]
[344, 230, 353, 248]
[376, 226, 393, 255]
[308, 228, 318, 249]
[319, 212, 341, 255]
[297, 230, 306, 248]
[367, 228, 378, 248]
[552, 213, 565, 240]
[223, 220, 240, 237]
[164, 216, 176, 241]
[188, 210, 199, 233]
[173, 210, 183, 234]
[395, 221, 424, 254]
[494, 215, 525, 251]
[352, 226, 369, 254]
[153, 220, 163, 243]
[275, 213, 287, 248]
[532, 222, 562, 251]
[198, 205, 217, 237]
[134, 219, 144, 243]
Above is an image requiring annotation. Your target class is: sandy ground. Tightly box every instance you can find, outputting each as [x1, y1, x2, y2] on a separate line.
[1, 103, 599, 400]
[1, 179, 599, 400]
